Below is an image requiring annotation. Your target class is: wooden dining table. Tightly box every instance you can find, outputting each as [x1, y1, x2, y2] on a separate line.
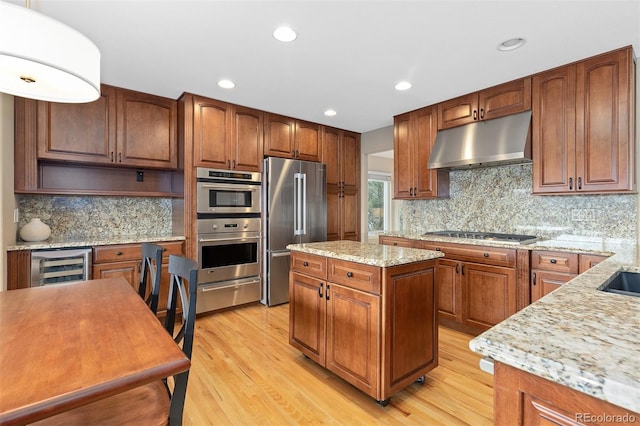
[0, 277, 191, 425]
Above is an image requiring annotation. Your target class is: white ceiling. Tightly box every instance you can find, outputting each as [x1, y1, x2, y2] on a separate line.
[8, 0, 640, 134]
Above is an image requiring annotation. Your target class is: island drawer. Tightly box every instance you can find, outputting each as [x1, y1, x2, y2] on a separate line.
[291, 252, 327, 280]
[419, 241, 516, 267]
[327, 259, 381, 294]
[531, 250, 579, 274]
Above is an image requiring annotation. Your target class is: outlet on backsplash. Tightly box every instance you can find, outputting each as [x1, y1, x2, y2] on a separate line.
[571, 208, 596, 222]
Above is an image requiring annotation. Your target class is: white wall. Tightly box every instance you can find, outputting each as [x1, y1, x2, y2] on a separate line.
[1, 94, 16, 291]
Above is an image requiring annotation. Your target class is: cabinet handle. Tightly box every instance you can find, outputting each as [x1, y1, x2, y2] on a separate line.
[473, 110, 478, 120]
[303, 261, 309, 267]
[483, 253, 489, 258]
[227, 159, 231, 168]
[413, 187, 417, 196]
[569, 177, 573, 190]
[532, 272, 536, 284]
[346, 272, 353, 278]
[232, 160, 236, 169]
[409, 188, 414, 196]
[461, 265, 465, 275]
[550, 259, 557, 264]
[455, 263, 459, 274]
[577, 177, 582, 190]
[118, 152, 122, 163]
[326, 284, 330, 300]
[110, 152, 114, 162]
[318, 283, 323, 298]
[480, 108, 484, 119]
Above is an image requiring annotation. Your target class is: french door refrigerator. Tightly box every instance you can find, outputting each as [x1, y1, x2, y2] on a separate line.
[262, 157, 327, 306]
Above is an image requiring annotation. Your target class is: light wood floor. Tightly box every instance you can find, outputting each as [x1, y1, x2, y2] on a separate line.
[184, 303, 494, 425]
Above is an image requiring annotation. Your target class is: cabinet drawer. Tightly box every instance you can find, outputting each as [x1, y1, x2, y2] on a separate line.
[93, 243, 142, 263]
[291, 252, 327, 280]
[327, 259, 381, 294]
[379, 236, 415, 248]
[420, 241, 516, 267]
[579, 254, 608, 273]
[158, 241, 184, 260]
[531, 250, 579, 274]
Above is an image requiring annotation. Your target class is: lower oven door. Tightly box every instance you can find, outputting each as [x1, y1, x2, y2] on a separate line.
[197, 232, 260, 284]
[196, 276, 261, 314]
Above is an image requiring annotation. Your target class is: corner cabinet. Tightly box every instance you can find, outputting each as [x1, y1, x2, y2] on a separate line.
[532, 46, 636, 194]
[437, 77, 531, 130]
[264, 113, 322, 162]
[289, 250, 438, 405]
[190, 95, 263, 172]
[393, 106, 449, 199]
[322, 127, 361, 241]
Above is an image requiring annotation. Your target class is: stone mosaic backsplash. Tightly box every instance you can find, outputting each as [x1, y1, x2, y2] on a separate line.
[402, 164, 637, 241]
[16, 195, 173, 240]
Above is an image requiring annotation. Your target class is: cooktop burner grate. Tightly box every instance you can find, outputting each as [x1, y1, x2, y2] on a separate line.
[422, 230, 539, 244]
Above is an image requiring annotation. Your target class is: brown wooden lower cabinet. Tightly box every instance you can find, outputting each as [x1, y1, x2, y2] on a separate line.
[289, 251, 438, 404]
[6, 250, 31, 290]
[494, 361, 639, 425]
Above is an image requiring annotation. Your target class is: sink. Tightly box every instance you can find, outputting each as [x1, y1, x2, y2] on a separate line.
[600, 271, 640, 298]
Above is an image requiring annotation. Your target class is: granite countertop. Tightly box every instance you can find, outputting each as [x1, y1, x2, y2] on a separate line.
[6, 234, 186, 251]
[287, 240, 444, 267]
[383, 232, 640, 413]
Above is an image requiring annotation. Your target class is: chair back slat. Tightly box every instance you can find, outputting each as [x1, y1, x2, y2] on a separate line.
[139, 243, 163, 315]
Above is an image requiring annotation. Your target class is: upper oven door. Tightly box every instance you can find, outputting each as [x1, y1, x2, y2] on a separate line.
[197, 182, 261, 214]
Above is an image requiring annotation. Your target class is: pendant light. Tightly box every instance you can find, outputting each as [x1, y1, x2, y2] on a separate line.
[0, 0, 100, 103]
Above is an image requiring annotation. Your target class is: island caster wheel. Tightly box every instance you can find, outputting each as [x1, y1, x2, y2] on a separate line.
[377, 398, 390, 407]
[415, 376, 425, 385]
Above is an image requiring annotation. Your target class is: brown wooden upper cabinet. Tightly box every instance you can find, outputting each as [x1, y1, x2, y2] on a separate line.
[36, 85, 178, 170]
[323, 127, 361, 241]
[394, 106, 449, 199]
[532, 46, 635, 194]
[191, 95, 264, 172]
[437, 77, 532, 130]
[264, 113, 322, 162]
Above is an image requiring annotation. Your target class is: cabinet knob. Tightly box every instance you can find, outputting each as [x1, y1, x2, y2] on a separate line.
[550, 259, 557, 264]
[116, 251, 122, 256]
[393, 242, 398, 246]
[483, 253, 489, 258]
[435, 247, 441, 251]
[303, 261, 309, 267]
[346, 272, 353, 278]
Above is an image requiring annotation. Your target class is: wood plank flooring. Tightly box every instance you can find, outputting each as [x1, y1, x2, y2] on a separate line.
[184, 303, 493, 425]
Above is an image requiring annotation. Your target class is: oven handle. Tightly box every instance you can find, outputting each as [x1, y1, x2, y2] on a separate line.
[198, 236, 260, 243]
[199, 278, 261, 292]
[197, 182, 259, 191]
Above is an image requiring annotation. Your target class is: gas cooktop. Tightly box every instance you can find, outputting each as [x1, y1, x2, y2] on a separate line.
[422, 230, 539, 244]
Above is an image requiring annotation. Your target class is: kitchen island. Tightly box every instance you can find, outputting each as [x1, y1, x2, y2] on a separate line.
[287, 240, 443, 405]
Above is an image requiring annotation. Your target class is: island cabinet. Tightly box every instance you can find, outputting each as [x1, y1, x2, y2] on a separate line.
[322, 127, 361, 241]
[189, 95, 264, 172]
[93, 240, 184, 320]
[532, 46, 636, 194]
[418, 241, 528, 333]
[393, 106, 449, 199]
[264, 113, 322, 162]
[437, 77, 531, 130]
[289, 246, 439, 405]
[530, 250, 608, 302]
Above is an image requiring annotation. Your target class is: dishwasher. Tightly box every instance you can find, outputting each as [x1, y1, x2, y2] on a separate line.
[30, 247, 92, 287]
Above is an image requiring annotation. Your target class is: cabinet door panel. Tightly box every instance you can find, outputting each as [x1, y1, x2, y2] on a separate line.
[340, 188, 360, 242]
[93, 261, 139, 288]
[437, 93, 478, 130]
[341, 132, 359, 188]
[393, 113, 413, 199]
[435, 259, 461, 321]
[117, 89, 177, 169]
[531, 270, 575, 302]
[576, 48, 633, 192]
[265, 114, 295, 158]
[37, 86, 116, 164]
[326, 187, 341, 241]
[322, 127, 341, 187]
[480, 78, 531, 121]
[289, 272, 326, 365]
[532, 65, 576, 193]
[193, 97, 230, 168]
[414, 106, 439, 197]
[326, 283, 379, 399]
[295, 121, 321, 162]
[233, 106, 263, 172]
[463, 263, 516, 330]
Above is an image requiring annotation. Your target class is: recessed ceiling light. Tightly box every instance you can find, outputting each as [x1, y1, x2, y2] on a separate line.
[273, 26, 297, 42]
[497, 38, 526, 51]
[395, 81, 412, 91]
[218, 79, 235, 89]
[324, 109, 337, 117]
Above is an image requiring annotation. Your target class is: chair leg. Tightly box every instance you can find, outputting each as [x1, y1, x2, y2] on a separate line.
[168, 371, 190, 426]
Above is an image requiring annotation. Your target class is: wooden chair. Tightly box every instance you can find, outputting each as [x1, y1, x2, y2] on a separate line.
[139, 242, 164, 315]
[33, 255, 199, 426]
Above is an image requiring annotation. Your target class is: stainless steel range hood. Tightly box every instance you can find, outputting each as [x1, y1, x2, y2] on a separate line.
[428, 110, 532, 170]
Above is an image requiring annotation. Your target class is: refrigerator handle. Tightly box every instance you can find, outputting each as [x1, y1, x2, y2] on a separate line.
[301, 172, 307, 235]
[294, 173, 304, 235]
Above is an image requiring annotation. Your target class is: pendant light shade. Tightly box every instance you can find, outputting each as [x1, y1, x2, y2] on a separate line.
[0, 1, 100, 103]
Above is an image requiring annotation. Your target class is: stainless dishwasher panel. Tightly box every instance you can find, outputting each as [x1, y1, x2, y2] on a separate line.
[31, 248, 92, 287]
[196, 276, 261, 314]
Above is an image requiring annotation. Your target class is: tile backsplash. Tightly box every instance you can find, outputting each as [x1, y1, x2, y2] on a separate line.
[402, 164, 637, 241]
[16, 195, 173, 240]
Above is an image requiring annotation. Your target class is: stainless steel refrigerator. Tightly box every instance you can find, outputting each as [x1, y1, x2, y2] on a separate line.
[262, 157, 327, 306]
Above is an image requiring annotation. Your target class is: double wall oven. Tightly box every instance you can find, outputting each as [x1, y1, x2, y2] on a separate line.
[196, 168, 262, 314]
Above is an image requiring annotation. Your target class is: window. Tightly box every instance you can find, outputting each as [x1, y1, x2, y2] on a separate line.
[368, 173, 391, 233]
